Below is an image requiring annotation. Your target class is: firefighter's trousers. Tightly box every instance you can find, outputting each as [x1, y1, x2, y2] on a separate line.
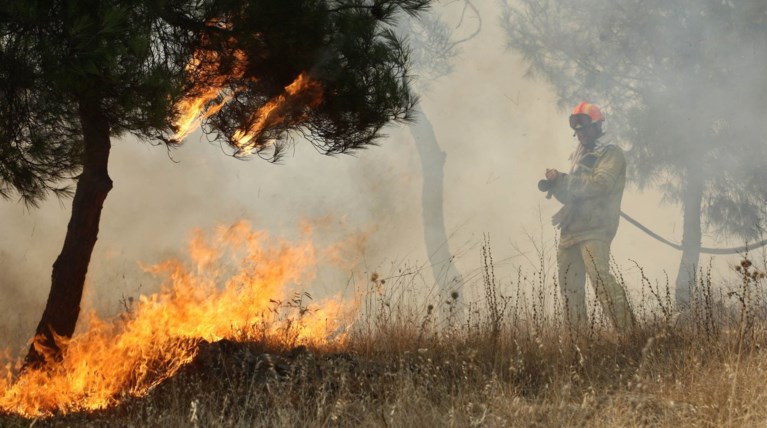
[557, 239, 635, 330]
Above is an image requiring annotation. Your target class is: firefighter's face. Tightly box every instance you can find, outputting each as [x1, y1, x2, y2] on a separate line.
[575, 124, 599, 146]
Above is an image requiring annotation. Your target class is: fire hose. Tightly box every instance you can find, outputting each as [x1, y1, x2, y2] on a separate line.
[538, 179, 767, 255]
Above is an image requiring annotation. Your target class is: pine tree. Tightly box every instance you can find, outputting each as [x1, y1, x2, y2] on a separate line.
[0, 0, 431, 366]
[501, 0, 767, 306]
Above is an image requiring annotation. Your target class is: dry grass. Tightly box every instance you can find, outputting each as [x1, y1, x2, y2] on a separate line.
[4, 251, 767, 427]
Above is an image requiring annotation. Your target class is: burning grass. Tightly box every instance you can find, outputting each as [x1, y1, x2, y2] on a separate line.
[2, 228, 767, 426]
[0, 221, 352, 418]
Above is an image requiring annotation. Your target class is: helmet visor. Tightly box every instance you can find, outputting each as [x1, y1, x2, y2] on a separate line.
[569, 114, 592, 130]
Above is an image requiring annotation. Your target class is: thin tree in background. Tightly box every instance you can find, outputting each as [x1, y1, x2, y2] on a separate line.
[399, 1, 480, 315]
[0, 0, 432, 367]
[501, 0, 767, 307]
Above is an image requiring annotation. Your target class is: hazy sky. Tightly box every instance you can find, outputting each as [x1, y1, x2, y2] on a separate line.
[0, 1, 751, 352]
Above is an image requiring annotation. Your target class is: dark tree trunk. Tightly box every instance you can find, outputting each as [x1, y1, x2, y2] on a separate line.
[409, 106, 465, 312]
[674, 168, 704, 309]
[25, 96, 113, 367]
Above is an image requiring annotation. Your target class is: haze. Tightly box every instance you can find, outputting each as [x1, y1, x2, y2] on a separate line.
[0, 1, 756, 353]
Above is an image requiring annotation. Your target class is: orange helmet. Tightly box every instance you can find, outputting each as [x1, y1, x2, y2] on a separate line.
[569, 102, 604, 130]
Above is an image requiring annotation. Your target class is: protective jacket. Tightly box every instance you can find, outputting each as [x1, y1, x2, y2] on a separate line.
[550, 140, 626, 248]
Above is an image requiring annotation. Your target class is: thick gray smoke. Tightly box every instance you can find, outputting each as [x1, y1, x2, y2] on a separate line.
[500, 0, 767, 301]
[2, 2, 763, 351]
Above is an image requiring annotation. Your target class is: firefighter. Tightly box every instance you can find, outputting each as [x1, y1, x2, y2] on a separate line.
[543, 102, 635, 331]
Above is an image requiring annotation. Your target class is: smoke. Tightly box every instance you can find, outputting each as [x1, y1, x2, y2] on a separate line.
[1, 1, 764, 349]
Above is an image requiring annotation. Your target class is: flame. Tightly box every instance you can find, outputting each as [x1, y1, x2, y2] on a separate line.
[172, 48, 248, 142]
[232, 72, 324, 155]
[0, 221, 353, 417]
[172, 22, 324, 150]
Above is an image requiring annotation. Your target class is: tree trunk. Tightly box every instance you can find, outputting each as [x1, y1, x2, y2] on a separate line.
[409, 106, 465, 314]
[674, 168, 704, 309]
[25, 96, 113, 367]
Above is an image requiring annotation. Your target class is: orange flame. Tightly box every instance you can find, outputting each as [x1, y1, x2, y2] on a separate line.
[0, 221, 353, 417]
[172, 24, 324, 150]
[232, 72, 324, 155]
[172, 48, 248, 142]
